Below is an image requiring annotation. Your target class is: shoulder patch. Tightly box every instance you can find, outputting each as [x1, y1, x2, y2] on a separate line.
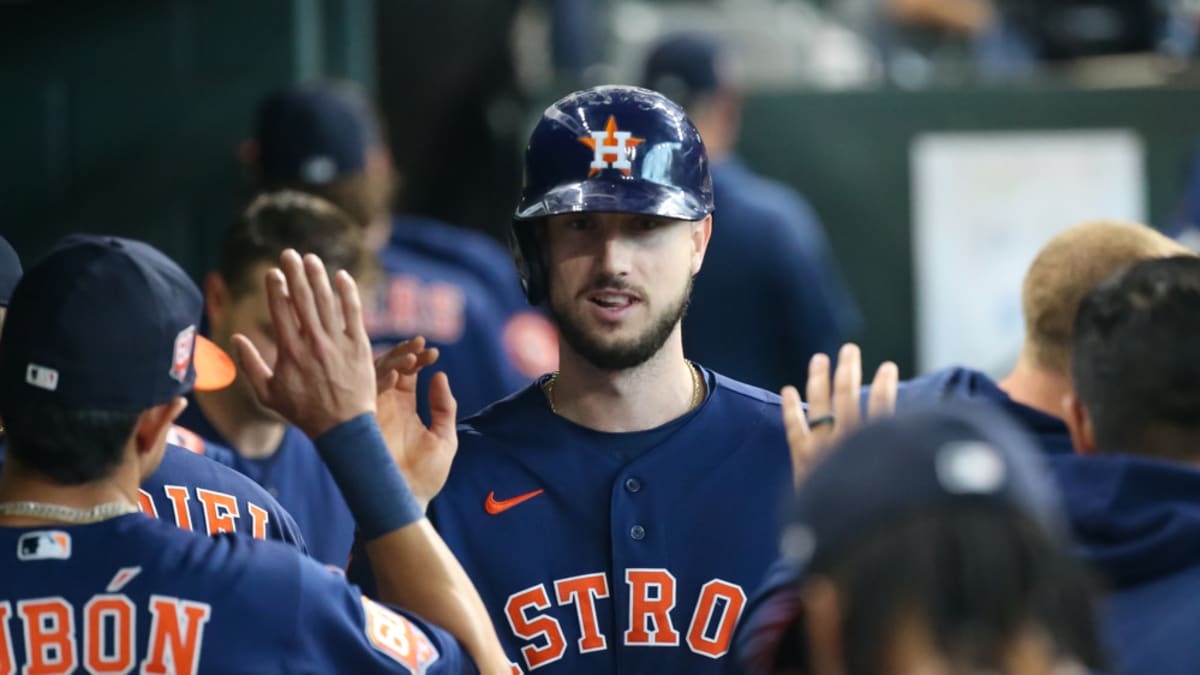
[361, 597, 440, 672]
[168, 426, 207, 455]
[503, 311, 559, 379]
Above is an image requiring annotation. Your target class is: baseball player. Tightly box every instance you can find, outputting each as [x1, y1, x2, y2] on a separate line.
[350, 86, 894, 673]
[248, 85, 557, 420]
[0, 236, 305, 549]
[732, 404, 1107, 675]
[0, 235, 510, 673]
[891, 220, 1191, 455]
[177, 191, 364, 566]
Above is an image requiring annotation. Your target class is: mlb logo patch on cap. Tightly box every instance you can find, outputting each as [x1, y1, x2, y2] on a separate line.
[17, 531, 71, 561]
[170, 325, 196, 384]
[25, 363, 59, 391]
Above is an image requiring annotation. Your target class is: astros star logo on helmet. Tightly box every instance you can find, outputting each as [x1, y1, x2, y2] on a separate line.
[579, 115, 644, 176]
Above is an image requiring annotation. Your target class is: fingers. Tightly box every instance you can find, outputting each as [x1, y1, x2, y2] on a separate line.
[781, 383, 809, 453]
[804, 353, 832, 429]
[335, 270, 368, 344]
[232, 334, 273, 406]
[428, 371, 459, 445]
[304, 253, 343, 334]
[279, 249, 324, 341]
[377, 369, 400, 394]
[376, 337, 425, 376]
[832, 343, 862, 435]
[263, 267, 302, 361]
[867, 361, 899, 420]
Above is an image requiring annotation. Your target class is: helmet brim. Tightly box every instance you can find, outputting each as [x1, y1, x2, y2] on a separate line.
[514, 179, 712, 223]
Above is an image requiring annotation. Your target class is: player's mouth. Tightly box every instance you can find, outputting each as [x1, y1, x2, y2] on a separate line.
[586, 290, 640, 322]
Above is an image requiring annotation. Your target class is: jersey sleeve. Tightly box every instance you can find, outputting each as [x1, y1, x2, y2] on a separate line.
[291, 559, 478, 674]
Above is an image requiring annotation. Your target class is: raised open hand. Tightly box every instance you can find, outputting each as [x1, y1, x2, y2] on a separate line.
[374, 336, 457, 511]
[782, 343, 898, 490]
[232, 249, 376, 439]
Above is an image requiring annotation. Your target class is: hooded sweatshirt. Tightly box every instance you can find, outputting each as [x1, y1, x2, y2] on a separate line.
[1053, 452, 1200, 675]
[893, 366, 1074, 456]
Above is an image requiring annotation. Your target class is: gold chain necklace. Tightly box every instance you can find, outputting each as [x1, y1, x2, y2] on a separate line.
[544, 361, 705, 415]
[0, 501, 138, 525]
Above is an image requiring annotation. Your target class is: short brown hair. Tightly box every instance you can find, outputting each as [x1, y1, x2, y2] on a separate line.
[219, 190, 373, 297]
[1022, 220, 1192, 374]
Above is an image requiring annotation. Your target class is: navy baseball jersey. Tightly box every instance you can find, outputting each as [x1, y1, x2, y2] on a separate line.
[387, 215, 529, 316]
[422, 367, 792, 673]
[0, 436, 306, 552]
[366, 238, 557, 421]
[0, 514, 472, 674]
[177, 404, 355, 567]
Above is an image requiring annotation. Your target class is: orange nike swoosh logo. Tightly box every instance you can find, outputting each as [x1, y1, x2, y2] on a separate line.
[485, 489, 545, 515]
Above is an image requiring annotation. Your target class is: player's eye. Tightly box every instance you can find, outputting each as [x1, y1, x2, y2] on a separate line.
[634, 218, 662, 231]
[565, 218, 592, 232]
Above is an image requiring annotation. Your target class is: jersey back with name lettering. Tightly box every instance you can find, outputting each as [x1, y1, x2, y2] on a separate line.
[140, 438, 307, 551]
[415, 367, 792, 674]
[0, 514, 472, 675]
[177, 404, 353, 566]
[0, 439, 306, 552]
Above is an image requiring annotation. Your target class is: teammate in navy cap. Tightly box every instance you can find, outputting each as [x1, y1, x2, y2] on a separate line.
[642, 33, 862, 394]
[0, 235, 511, 673]
[733, 404, 1107, 675]
[246, 83, 557, 420]
[349, 85, 895, 673]
[0, 236, 305, 549]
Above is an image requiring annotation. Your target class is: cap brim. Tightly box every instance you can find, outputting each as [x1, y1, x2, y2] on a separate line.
[515, 179, 711, 222]
[193, 335, 237, 391]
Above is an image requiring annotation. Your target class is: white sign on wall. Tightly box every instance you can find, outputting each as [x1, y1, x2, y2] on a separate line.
[912, 130, 1146, 375]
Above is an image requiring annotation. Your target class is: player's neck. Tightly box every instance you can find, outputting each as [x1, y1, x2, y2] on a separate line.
[551, 329, 701, 433]
[194, 388, 286, 460]
[0, 456, 140, 526]
[996, 352, 1071, 420]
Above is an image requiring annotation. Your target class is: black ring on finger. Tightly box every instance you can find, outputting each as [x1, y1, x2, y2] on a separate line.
[808, 414, 835, 430]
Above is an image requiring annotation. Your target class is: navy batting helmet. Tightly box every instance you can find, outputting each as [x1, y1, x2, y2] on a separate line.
[511, 85, 714, 304]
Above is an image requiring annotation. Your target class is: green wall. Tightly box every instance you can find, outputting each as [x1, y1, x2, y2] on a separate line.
[0, 0, 375, 276]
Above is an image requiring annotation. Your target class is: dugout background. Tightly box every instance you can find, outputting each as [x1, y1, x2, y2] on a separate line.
[4, 0, 1200, 375]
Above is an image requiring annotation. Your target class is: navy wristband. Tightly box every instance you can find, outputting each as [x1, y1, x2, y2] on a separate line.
[314, 413, 424, 539]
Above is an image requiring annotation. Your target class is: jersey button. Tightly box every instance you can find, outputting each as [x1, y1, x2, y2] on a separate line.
[630, 525, 646, 541]
[624, 477, 642, 493]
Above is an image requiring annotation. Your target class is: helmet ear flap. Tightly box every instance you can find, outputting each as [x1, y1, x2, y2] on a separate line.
[510, 221, 547, 306]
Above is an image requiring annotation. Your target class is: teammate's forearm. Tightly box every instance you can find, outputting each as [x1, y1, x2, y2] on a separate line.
[366, 524, 512, 675]
[313, 415, 510, 674]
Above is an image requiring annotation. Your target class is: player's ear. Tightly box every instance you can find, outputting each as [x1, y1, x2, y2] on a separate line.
[690, 214, 713, 276]
[1062, 392, 1097, 456]
[204, 271, 231, 331]
[799, 576, 846, 675]
[133, 398, 188, 456]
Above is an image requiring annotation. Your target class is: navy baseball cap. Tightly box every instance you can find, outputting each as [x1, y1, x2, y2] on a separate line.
[735, 404, 1067, 675]
[255, 85, 368, 184]
[641, 33, 726, 105]
[0, 236, 22, 306]
[0, 235, 236, 414]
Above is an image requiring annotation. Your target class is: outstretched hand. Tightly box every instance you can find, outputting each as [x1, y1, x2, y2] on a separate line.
[232, 249, 377, 439]
[782, 343, 898, 490]
[374, 336, 458, 511]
